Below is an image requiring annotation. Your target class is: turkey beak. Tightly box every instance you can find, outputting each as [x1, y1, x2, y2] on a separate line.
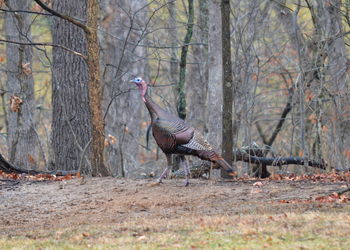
[130, 80, 134, 83]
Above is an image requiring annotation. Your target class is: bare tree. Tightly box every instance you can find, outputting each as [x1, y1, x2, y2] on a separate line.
[221, 0, 234, 177]
[187, 0, 209, 133]
[176, 0, 194, 120]
[5, 0, 39, 169]
[207, 0, 223, 151]
[100, 0, 147, 177]
[50, 0, 92, 173]
[35, 0, 109, 176]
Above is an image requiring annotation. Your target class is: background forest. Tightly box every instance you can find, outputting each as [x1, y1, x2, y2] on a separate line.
[0, 0, 349, 177]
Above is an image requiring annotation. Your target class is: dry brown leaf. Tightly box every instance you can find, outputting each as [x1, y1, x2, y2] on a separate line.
[308, 113, 317, 124]
[250, 188, 262, 194]
[344, 149, 350, 159]
[124, 126, 129, 134]
[104, 134, 117, 147]
[9, 95, 23, 112]
[27, 154, 36, 165]
[108, 134, 117, 144]
[321, 125, 329, 133]
[253, 181, 263, 187]
[82, 232, 90, 238]
[137, 235, 147, 241]
[22, 63, 32, 76]
[141, 121, 148, 129]
[148, 182, 161, 187]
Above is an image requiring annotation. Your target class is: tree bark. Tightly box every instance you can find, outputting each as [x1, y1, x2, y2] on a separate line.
[221, 0, 234, 178]
[168, 0, 179, 107]
[100, 0, 146, 177]
[35, 0, 109, 176]
[5, 0, 38, 169]
[320, 0, 350, 171]
[187, 0, 209, 133]
[86, 0, 109, 176]
[177, 0, 194, 120]
[51, 0, 91, 173]
[207, 0, 223, 150]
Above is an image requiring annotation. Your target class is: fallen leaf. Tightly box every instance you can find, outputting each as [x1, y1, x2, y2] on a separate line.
[137, 235, 147, 241]
[251, 188, 262, 194]
[82, 232, 90, 238]
[148, 182, 161, 187]
[253, 181, 263, 187]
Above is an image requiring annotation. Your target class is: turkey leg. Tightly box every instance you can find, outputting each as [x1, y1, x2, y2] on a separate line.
[157, 154, 172, 183]
[180, 155, 190, 186]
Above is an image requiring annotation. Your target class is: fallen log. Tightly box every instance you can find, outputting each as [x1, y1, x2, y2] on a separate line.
[233, 149, 325, 169]
[173, 148, 326, 178]
[0, 153, 78, 176]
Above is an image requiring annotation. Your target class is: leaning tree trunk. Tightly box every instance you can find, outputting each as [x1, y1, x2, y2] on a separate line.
[51, 0, 92, 173]
[5, 0, 38, 169]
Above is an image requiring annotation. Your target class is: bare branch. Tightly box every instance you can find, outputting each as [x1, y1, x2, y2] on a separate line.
[0, 8, 53, 16]
[0, 39, 87, 59]
[32, 0, 89, 33]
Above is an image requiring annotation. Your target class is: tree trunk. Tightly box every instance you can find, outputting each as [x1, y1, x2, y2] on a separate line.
[207, 0, 223, 150]
[168, 0, 179, 107]
[221, 0, 234, 178]
[51, 0, 92, 173]
[177, 0, 194, 120]
[320, 0, 350, 171]
[86, 0, 109, 176]
[187, 0, 209, 133]
[100, 0, 146, 177]
[5, 0, 38, 169]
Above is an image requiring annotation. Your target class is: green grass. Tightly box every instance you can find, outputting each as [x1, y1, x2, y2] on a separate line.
[1, 211, 350, 249]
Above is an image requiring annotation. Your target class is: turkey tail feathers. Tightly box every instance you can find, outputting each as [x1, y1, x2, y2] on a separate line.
[215, 158, 235, 174]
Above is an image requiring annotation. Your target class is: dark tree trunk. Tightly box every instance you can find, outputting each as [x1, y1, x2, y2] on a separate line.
[51, 0, 92, 173]
[221, 0, 234, 178]
[177, 0, 194, 120]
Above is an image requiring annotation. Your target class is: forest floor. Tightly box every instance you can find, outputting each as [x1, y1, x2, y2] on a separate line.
[1, 174, 350, 249]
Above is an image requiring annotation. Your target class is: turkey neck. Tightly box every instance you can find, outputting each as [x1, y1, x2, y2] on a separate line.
[143, 92, 164, 121]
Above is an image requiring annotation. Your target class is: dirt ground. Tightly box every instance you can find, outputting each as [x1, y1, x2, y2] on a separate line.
[0, 176, 349, 236]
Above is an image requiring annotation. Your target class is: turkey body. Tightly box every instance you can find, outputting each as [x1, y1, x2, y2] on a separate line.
[131, 77, 233, 185]
[144, 92, 234, 181]
[152, 116, 222, 163]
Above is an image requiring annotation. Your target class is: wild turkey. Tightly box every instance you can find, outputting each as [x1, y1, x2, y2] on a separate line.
[131, 77, 234, 186]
